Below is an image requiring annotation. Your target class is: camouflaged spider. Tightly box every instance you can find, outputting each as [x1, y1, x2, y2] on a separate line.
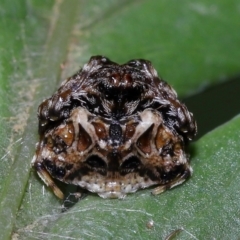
[32, 56, 197, 199]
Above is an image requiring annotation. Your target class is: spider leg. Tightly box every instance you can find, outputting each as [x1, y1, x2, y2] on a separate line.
[35, 162, 64, 199]
[151, 167, 192, 195]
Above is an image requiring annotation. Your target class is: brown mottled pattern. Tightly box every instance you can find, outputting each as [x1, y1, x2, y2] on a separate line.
[32, 56, 197, 199]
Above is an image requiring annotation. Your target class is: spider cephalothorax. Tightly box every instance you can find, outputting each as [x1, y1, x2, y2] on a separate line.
[32, 56, 197, 199]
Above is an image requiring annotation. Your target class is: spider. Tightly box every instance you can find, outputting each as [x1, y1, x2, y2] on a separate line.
[32, 56, 197, 199]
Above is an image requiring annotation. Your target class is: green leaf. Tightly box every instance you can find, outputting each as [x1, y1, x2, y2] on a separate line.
[79, 0, 240, 96]
[0, 0, 239, 239]
[0, 1, 80, 239]
[14, 115, 240, 239]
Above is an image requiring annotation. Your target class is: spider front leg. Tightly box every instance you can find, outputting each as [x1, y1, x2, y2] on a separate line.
[33, 161, 64, 199]
[151, 166, 192, 195]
